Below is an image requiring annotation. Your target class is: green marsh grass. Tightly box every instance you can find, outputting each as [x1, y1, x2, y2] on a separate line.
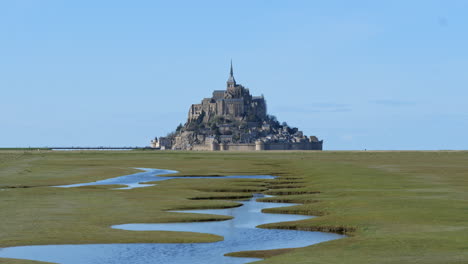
[1, 150, 467, 264]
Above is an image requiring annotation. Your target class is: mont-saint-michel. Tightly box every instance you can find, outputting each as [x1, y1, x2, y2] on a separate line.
[3, 2, 467, 264]
[151, 63, 323, 151]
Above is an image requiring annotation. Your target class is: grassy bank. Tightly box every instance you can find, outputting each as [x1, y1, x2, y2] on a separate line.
[1, 150, 467, 264]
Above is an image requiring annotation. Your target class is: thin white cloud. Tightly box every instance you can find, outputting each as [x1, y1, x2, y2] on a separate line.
[275, 103, 352, 113]
[372, 99, 416, 106]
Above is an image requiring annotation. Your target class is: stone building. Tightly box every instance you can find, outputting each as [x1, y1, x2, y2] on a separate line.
[150, 137, 172, 150]
[151, 62, 323, 151]
[188, 62, 267, 124]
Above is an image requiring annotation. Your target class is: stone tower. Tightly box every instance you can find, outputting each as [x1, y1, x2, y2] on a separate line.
[227, 60, 236, 91]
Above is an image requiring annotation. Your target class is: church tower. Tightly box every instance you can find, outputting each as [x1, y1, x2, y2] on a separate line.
[226, 60, 236, 90]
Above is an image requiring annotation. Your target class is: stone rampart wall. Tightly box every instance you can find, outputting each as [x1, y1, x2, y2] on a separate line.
[192, 144, 212, 151]
[223, 144, 256, 151]
[189, 141, 323, 151]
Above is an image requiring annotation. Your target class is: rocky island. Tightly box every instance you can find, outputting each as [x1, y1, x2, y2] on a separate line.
[151, 63, 323, 151]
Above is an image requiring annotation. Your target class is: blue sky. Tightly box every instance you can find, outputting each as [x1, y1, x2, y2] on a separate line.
[1, 0, 467, 150]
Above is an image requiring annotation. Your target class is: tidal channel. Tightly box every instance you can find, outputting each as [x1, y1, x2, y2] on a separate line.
[0, 168, 344, 264]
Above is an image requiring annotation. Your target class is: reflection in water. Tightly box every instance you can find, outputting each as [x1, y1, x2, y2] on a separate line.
[0, 169, 345, 264]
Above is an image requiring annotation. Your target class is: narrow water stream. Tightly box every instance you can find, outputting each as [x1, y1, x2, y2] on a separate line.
[55, 168, 275, 189]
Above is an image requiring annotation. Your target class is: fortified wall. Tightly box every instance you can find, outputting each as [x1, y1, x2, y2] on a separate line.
[191, 140, 323, 151]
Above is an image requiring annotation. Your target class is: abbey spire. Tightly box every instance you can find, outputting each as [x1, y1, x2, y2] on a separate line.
[227, 60, 236, 87]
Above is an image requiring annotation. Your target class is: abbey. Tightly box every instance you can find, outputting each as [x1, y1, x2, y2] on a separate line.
[151, 63, 323, 151]
[188, 62, 267, 125]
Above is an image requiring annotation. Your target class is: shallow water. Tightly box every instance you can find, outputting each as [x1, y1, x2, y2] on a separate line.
[1, 169, 345, 264]
[55, 168, 276, 189]
[0, 194, 344, 264]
